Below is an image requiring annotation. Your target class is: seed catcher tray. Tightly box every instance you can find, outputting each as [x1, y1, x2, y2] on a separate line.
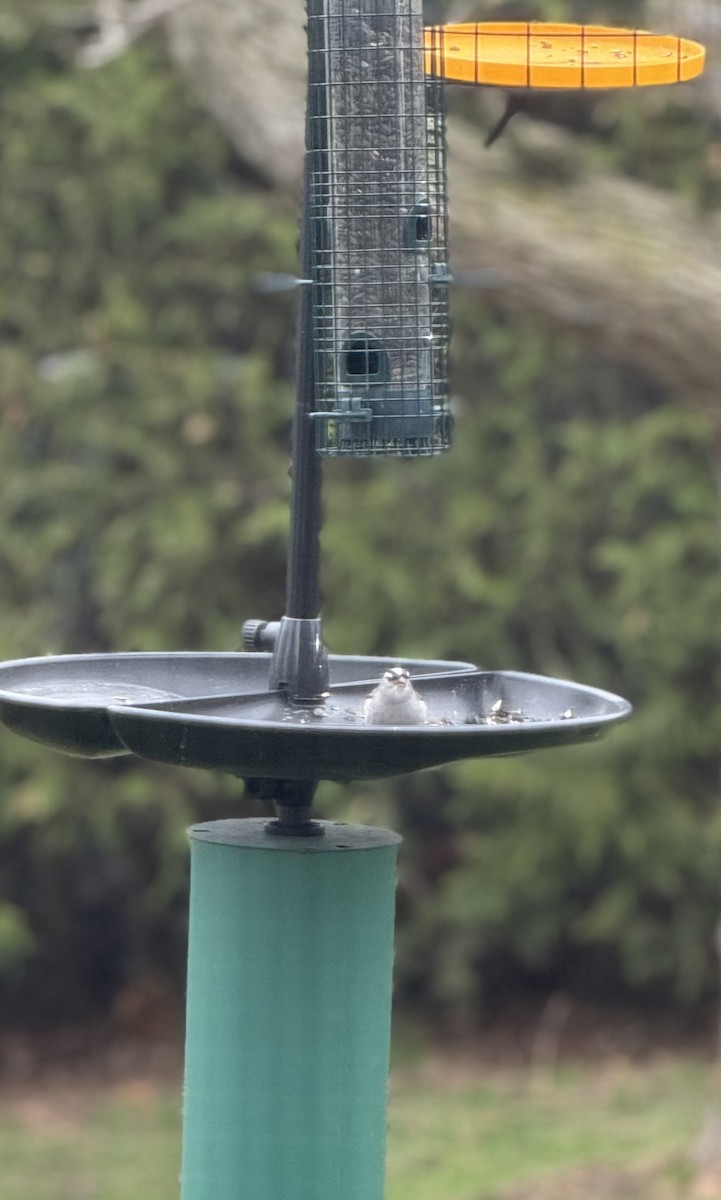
[0, 653, 629, 781]
[106, 666, 630, 782]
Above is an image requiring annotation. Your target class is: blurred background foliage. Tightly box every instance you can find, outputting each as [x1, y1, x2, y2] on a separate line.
[0, 0, 720, 1039]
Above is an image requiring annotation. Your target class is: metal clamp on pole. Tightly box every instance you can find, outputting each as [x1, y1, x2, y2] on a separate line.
[244, 777, 323, 838]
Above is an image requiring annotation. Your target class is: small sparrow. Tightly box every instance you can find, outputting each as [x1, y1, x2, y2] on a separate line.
[363, 667, 428, 726]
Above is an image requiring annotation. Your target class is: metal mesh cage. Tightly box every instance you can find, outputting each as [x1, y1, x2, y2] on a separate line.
[307, 0, 451, 457]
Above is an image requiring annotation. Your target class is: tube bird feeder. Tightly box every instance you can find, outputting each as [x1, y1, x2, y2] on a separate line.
[307, 0, 451, 457]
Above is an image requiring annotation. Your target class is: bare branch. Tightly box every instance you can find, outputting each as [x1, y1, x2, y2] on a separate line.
[76, 0, 192, 69]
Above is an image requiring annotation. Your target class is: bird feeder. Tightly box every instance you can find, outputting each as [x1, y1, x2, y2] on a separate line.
[0, 6, 704, 1199]
[307, 0, 450, 457]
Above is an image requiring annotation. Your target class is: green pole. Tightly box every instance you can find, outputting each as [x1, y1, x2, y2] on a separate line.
[180, 818, 402, 1200]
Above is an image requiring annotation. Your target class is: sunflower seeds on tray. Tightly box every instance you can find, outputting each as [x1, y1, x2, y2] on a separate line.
[464, 700, 575, 726]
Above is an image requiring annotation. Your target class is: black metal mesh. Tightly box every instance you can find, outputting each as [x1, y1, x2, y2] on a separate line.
[307, 0, 451, 457]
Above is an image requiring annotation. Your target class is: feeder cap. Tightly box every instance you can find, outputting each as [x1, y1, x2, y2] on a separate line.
[424, 22, 706, 89]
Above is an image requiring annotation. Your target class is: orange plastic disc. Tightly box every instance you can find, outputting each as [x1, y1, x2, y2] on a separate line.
[424, 22, 706, 89]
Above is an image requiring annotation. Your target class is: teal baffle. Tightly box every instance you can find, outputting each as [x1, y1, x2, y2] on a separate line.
[180, 818, 401, 1200]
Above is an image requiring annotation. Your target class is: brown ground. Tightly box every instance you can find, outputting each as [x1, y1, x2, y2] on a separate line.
[0, 993, 715, 1085]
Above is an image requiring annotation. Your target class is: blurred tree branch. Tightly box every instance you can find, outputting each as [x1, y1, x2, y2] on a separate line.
[70, 0, 192, 68]
[447, 117, 721, 427]
[164, 0, 307, 190]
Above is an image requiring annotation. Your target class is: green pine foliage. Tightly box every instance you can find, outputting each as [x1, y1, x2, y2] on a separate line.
[0, 4, 719, 1027]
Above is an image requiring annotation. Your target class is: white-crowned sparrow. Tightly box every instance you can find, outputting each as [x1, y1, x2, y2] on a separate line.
[362, 666, 428, 726]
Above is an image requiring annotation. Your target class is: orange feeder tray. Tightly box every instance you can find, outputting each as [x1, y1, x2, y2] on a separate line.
[424, 22, 706, 89]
